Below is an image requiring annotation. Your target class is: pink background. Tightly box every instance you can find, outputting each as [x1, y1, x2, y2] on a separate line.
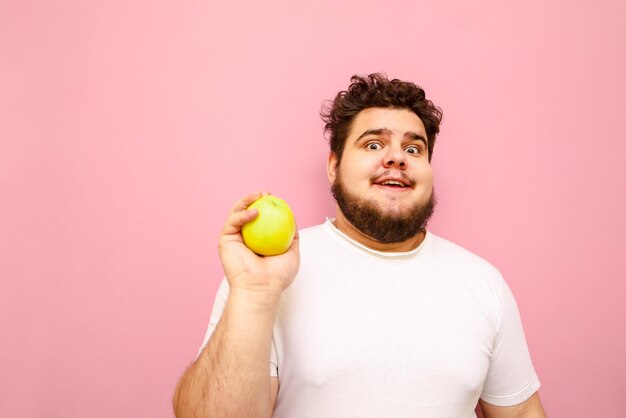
[2, 0, 625, 417]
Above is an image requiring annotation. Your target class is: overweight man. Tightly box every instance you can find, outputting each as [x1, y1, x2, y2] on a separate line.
[173, 73, 547, 418]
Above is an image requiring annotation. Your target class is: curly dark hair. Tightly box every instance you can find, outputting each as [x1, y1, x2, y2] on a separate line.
[320, 73, 443, 163]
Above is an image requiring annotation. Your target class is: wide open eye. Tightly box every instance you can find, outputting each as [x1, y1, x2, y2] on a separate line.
[405, 145, 421, 154]
[366, 142, 382, 150]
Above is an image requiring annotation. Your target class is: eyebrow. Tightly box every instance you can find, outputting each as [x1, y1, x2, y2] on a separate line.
[355, 128, 428, 145]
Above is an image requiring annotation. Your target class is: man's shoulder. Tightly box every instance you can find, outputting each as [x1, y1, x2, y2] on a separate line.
[296, 222, 332, 247]
[297, 222, 327, 239]
[426, 231, 503, 277]
[298, 222, 327, 234]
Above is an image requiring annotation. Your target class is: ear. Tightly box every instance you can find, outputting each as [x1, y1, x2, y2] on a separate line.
[327, 152, 338, 183]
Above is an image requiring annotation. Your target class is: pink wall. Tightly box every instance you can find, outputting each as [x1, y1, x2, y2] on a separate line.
[2, 0, 625, 416]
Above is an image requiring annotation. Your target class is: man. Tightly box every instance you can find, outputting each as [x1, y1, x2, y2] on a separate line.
[173, 74, 547, 418]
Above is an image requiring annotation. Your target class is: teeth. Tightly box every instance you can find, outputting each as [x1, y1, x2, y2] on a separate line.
[381, 180, 404, 187]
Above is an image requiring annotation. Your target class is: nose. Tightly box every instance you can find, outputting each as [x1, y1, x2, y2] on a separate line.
[382, 143, 407, 169]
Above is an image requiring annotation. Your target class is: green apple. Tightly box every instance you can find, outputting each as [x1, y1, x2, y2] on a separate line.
[241, 195, 296, 256]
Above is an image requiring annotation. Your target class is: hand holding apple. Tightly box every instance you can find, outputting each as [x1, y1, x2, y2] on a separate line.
[218, 191, 300, 300]
[241, 195, 296, 256]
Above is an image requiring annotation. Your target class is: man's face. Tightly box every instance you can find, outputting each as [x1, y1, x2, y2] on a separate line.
[328, 107, 436, 244]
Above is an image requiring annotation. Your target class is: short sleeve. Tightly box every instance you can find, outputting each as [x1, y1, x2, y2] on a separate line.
[480, 279, 541, 406]
[196, 278, 279, 377]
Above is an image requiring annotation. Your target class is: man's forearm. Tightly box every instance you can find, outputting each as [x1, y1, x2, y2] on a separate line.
[173, 289, 279, 418]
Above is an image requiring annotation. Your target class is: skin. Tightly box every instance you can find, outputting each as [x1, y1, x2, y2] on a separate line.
[173, 107, 547, 418]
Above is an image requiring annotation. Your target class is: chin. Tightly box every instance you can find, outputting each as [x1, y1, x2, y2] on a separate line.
[332, 171, 437, 243]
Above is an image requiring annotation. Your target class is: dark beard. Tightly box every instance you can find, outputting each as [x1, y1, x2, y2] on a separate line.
[331, 173, 437, 244]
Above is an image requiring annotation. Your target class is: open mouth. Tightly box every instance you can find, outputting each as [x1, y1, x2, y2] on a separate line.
[372, 177, 413, 190]
[377, 180, 408, 188]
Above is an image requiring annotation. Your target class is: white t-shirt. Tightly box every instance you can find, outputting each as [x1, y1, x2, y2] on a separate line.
[200, 219, 540, 417]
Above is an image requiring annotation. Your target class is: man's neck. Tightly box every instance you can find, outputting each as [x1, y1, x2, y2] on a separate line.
[332, 210, 426, 252]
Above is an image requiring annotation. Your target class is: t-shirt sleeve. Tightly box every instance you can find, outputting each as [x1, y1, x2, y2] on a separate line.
[480, 278, 541, 406]
[196, 278, 279, 377]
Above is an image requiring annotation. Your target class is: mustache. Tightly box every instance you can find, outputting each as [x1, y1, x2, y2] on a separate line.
[369, 171, 416, 187]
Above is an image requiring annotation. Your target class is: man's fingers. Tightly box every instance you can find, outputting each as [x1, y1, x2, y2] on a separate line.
[221, 208, 259, 236]
[288, 224, 300, 252]
[229, 190, 270, 214]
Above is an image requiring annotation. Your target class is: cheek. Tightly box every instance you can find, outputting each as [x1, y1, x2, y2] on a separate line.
[342, 156, 377, 179]
[416, 165, 434, 185]
[425, 167, 434, 182]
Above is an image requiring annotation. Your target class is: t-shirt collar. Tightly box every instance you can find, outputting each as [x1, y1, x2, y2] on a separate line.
[323, 217, 429, 258]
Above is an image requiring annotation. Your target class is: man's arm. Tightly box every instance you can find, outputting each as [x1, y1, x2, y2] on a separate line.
[172, 289, 280, 418]
[172, 191, 299, 418]
[480, 392, 547, 418]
